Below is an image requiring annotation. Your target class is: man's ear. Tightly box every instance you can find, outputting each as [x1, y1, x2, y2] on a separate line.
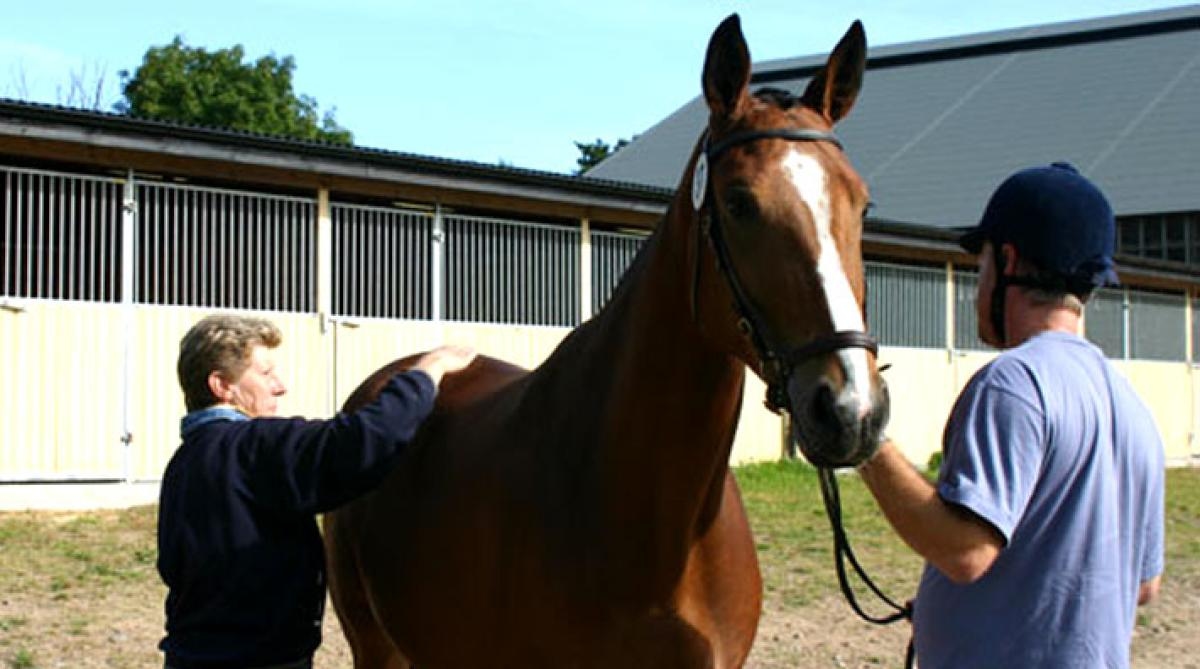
[1000, 243, 1020, 276]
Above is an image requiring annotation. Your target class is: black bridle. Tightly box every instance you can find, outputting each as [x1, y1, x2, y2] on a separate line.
[692, 127, 879, 413]
[692, 126, 913, 666]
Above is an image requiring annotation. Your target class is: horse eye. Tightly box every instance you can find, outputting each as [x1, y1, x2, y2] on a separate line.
[723, 188, 760, 221]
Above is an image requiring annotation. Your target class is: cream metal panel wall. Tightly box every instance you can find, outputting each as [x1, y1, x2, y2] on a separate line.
[0, 301, 126, 479]
[873, 347, 974, 467]
[729, 374, 783, 464]
[1114, 360, 1194, 464]
[1194, 364, 1200, 461]
[5, 305, 1198, 481]
[881, 347, 1193, 468]
[328, 319, 569, 411]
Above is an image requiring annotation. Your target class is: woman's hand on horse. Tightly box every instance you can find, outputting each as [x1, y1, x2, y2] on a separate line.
[413, 346, 478, 386]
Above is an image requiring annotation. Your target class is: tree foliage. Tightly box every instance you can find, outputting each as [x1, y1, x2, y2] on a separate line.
[116, 37, 352, 145]
[574, 137, 630, 175]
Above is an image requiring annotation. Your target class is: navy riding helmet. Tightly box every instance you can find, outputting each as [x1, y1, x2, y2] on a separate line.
[958, 162, 1120, 342]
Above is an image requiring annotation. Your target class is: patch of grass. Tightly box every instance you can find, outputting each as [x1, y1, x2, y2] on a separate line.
[735, 461, 1200, 621]
[66, 617, 89, 636]
[734, 460, 923, 611]
[8, 649, 35, 669]
[1164, 468, 1200, 582]
[0, 506, 159, 604]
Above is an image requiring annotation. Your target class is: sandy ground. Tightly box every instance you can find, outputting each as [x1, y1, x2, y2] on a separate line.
[3, 580, 1193, 668]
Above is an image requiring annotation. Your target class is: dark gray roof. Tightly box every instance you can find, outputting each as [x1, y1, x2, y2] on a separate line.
[587, 6, 1200, 228]
[0, 98, 674, 207]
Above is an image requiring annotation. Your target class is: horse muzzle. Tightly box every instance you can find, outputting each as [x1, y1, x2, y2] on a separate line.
[786, 364, 890, 468]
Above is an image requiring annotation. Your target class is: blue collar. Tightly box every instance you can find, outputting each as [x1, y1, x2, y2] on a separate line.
[181, 406, 250, 437]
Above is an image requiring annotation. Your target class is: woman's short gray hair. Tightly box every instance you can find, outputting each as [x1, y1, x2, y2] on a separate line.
[177, 314, 282, 412]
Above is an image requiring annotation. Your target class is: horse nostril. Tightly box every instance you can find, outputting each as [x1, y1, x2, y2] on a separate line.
[809, 381, 841, 431]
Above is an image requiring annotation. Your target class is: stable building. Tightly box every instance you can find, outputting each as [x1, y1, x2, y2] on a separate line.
[2, 5, 1198, 508]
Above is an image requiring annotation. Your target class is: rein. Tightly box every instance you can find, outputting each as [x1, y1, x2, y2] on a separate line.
[692, 127, 913, 666]
[817, 466, 915, 666]
[691, 127, 878, 413]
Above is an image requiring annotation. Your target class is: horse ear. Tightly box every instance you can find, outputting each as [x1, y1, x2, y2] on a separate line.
[801, 20, 866, 124]
[703, 14, 751, 120]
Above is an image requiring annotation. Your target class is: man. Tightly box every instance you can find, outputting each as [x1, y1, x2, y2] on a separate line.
[857, 163, 1165, 667]
[158, 314, 476, 669]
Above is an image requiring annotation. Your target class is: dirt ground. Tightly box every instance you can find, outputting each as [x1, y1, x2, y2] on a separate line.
[2, 569, 1196, 668]
[3, 476, 1198, 669]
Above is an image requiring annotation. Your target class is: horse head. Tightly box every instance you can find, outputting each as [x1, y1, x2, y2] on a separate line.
[687, 15, 888, 468]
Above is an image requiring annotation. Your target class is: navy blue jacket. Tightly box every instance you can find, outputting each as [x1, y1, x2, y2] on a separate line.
[157, 370, 436, 668]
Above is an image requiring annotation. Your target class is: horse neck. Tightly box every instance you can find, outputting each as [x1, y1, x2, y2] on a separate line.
[540, 200, 745, 532]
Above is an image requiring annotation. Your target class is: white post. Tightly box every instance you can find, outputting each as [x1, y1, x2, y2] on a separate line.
[945, 261, 955, 357]
[120, 170, 137, 482]
[316, 188, 335, 413]
[432, 204, 445, 323]
[1122, 288, 1131, 360]
[580, 217, 592, 322]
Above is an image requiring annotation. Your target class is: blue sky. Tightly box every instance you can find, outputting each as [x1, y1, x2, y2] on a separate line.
[1, 1, 1191, 174]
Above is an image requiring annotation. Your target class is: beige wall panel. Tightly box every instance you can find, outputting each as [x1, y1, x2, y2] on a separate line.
[1193, 365, 1200, 462]
[875, 347, 980, 468]
[330, 320, 571, 410]
[0, 301, 125, 479]
[6, 302, 1197, 485]
[730, 374, 784, 464]
[440, 322, 570, 370]
[1113, 360, 1193, 464]
[330, 319, 447, 410]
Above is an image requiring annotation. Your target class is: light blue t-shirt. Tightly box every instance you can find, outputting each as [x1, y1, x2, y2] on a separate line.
[914, 331, 1165, 669]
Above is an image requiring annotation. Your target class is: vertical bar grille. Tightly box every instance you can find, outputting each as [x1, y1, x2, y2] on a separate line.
[1129, 289, 1185, 361]
[1084, 287, 1125, 358]
[0, 166, 123, 302]
[590, 229, 647, 315]
[444, 214, 580, 326]
[865, 261, 946, 348]
[330, 203, 433, 319]
[136, 181, 315, 312]
[952, 269, 987, 351]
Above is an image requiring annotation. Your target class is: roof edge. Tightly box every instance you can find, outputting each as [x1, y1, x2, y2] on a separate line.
[0, 98, 675, 204]
[754, 6, 1200, 84]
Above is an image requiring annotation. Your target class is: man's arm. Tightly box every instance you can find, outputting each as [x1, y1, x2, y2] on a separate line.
[857, 440, 1005, 584]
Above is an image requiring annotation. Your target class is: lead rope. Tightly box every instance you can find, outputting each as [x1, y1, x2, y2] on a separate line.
[816, 466, 915, 668]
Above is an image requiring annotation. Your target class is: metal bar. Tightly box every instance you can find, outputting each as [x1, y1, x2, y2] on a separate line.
[4, 170, 11, 296]
[65, 177, 76, 300]
[121, 170, 137, 481]
[255, 196, 263, 310]
[281, 198, 291, 312]
[49, 174, 60, 299]
[30, 173, 40, 298]
[371, 208, 380, 317]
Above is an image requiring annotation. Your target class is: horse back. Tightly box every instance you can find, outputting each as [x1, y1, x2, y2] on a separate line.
[343, 353, 528, 415]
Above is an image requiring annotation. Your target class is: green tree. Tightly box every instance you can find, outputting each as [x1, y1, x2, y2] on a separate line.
[116, 37, 352, 145]
[574, 137, 630, 175]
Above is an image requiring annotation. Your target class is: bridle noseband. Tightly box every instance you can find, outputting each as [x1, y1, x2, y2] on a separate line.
[692, 127, 879, 413]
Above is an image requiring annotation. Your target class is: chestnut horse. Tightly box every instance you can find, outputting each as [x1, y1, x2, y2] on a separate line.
[324, 14, 886, 668]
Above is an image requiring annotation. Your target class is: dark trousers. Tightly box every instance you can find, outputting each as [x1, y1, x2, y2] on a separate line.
[165, 659, 311, 669]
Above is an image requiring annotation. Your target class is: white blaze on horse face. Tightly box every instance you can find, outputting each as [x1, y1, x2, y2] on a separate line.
[781, 150, 874, 419]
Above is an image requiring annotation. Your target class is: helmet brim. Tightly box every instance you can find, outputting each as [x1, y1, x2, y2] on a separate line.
[958, 226, 986, 254]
